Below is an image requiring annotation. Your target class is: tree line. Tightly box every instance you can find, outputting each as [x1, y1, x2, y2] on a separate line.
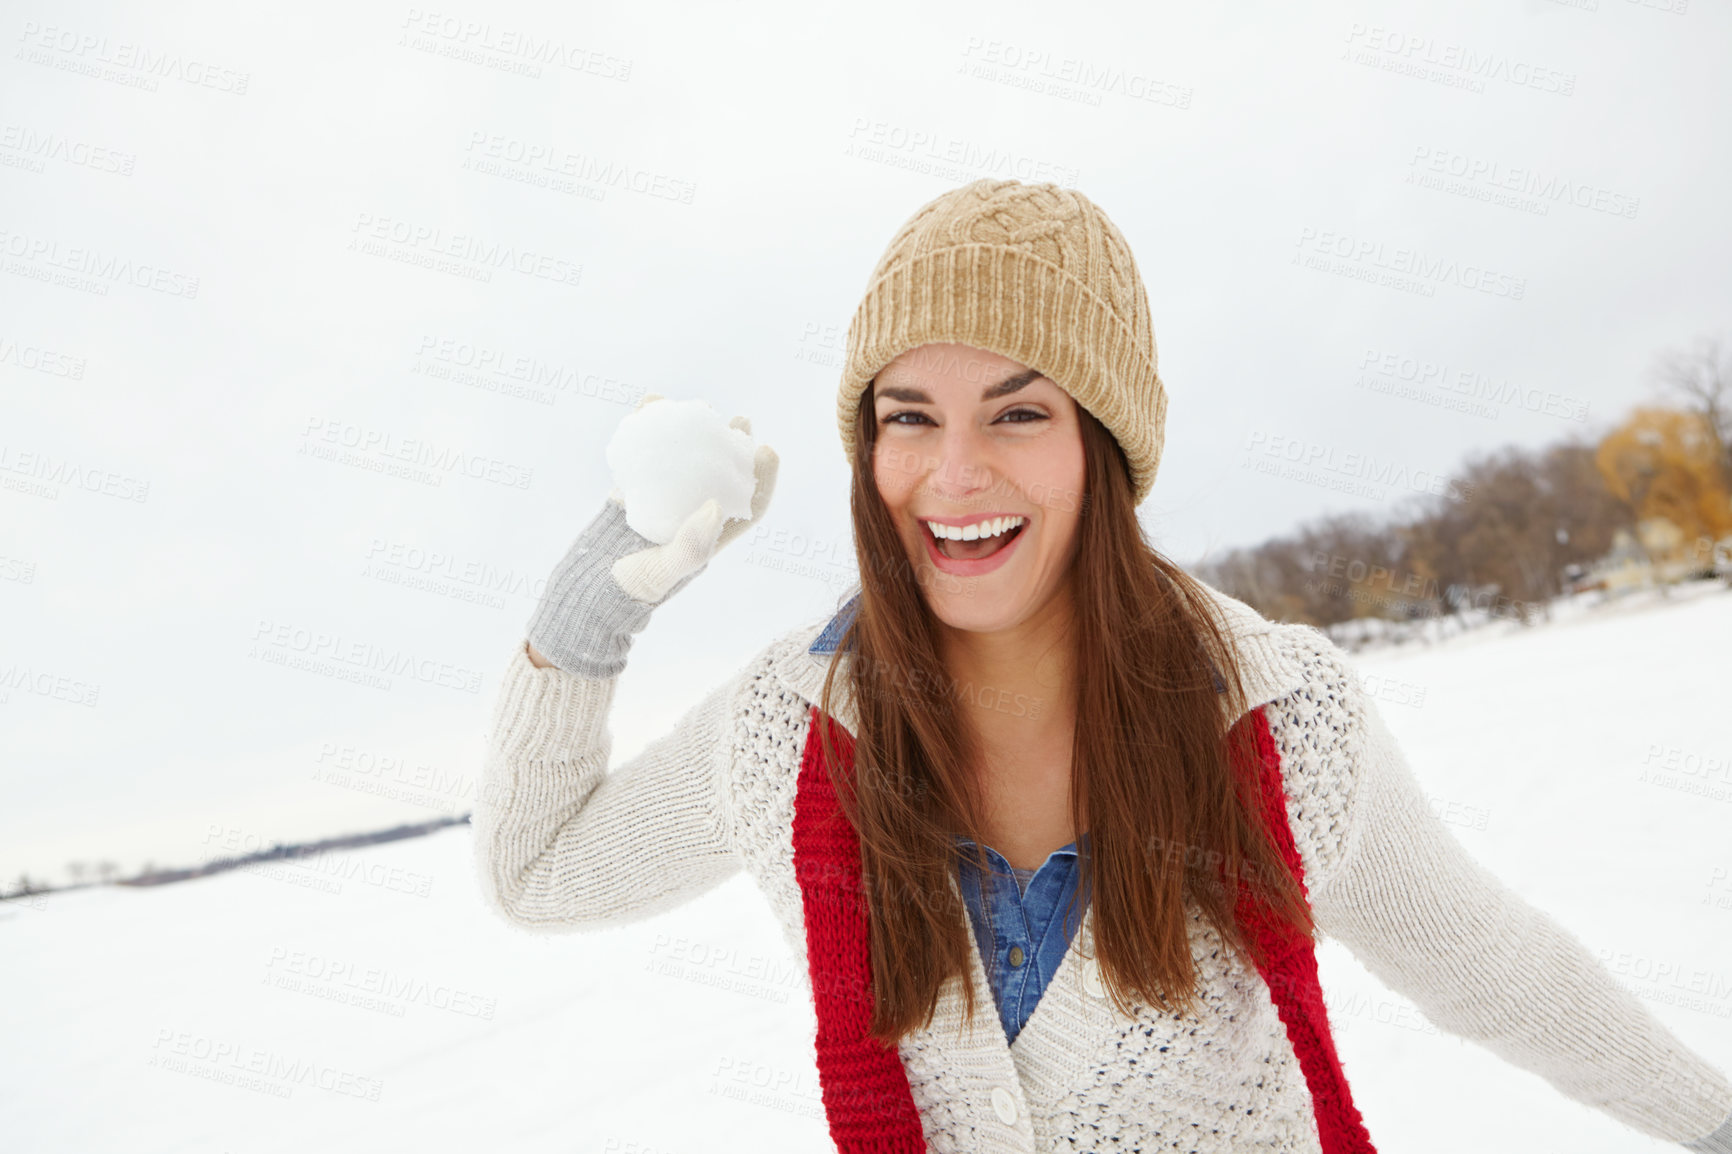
[1193, 335, 1732, 641]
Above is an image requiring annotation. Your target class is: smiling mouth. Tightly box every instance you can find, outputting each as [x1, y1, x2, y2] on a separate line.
[925, 519, 1027, 561]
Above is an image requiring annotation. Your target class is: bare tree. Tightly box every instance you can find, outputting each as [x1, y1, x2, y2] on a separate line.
[1652, 334, 1732, 491]
[1539, 436, 1635, 569]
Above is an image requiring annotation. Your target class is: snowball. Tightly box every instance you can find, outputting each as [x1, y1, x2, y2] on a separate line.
[605, 397, 757, 545]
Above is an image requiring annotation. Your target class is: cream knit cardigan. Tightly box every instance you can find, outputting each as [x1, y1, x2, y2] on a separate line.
[472, 583, 1732, 1153]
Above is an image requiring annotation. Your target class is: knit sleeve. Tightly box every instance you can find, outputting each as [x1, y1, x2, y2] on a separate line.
[1306, 647, 1732, 1149]
[471, 638, 743, 930]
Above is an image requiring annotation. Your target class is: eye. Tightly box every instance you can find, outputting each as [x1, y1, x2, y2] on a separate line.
[877, 408, 1048, 426]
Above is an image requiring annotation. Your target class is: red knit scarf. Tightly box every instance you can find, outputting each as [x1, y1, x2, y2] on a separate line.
[792, 703, 1378, 1152]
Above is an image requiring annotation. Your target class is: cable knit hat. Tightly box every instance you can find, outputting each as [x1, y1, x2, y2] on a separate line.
[837, 178, 1168, 506]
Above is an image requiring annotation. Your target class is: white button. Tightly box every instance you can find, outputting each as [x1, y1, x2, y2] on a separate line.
[1083, 959, 1104, 998]
[991, 1086, 1018, 1125]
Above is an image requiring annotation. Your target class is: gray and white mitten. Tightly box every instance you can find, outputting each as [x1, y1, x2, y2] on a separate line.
[525, 397, 777, 678]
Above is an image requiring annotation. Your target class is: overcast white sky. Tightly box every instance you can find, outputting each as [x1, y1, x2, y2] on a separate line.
[3, 0, 1728, 881]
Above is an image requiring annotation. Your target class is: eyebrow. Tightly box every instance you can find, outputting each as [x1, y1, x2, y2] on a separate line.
[874, 367, 1044, 404]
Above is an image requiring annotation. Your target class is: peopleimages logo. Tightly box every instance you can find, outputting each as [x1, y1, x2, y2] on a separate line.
[461, 131, 696, 203]
[1406, 146, 1640, 220]
[0, 334, 87, 378]
[147, 1029, 383, 1101]
[346, 212, 582, 288]
[1242, 429, 1475, 503]
[1342, 23, 1576, 96]
[0, 227, 200, 298]
[397, 9, 634, 80]
[0, 124, 137, 176]
[955, 37, 1193, 110]
[843, 118, 1081, 186]
[1294, 227, 1526, 300]
[299, 417, 533, 490]
[0, 443, 149, 502]
[0, 662, 101, 707]
[248, 618, 485, 695]
[1356, 347, 1589, 423]
[15, 22, 252, 94]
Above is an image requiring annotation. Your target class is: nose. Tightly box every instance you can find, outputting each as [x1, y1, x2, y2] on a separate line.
[920, 423, 997, 504]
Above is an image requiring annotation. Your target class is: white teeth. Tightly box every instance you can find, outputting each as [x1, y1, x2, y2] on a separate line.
[924, 516, 1026, 541]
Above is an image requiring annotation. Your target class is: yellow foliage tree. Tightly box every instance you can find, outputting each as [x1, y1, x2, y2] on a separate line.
[1595, 407, 1732, 556]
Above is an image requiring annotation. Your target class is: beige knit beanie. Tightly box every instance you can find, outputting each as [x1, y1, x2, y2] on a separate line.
[836, 178, 1168, 506]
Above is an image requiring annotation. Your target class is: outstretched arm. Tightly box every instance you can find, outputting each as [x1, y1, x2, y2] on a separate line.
[1308, 657, 1732, 1151]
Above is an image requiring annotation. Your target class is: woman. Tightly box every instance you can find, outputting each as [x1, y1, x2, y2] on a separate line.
[474, 179, 1732, 1153]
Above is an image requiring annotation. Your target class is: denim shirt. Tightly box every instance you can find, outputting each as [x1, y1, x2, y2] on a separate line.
[809, 593, 1094, 1045]
[953, 833, 1092, 1044]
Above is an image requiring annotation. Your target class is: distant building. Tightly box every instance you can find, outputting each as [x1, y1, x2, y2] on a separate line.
[1566, 517, 1732, 593]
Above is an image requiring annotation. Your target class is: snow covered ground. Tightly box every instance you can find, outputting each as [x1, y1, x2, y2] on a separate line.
[3, 582, 1730, 1154]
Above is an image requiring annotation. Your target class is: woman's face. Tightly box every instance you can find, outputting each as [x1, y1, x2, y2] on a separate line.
[871, 342, 1087, 636]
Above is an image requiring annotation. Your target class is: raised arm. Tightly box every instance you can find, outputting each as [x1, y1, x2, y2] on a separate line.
[472, 397, 778, 930]
[474, 627, 744, 929]
[1307, 649, 1732, 1151]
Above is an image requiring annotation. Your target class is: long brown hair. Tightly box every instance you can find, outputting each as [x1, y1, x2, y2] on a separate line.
[815, 381, 1317, 1046]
